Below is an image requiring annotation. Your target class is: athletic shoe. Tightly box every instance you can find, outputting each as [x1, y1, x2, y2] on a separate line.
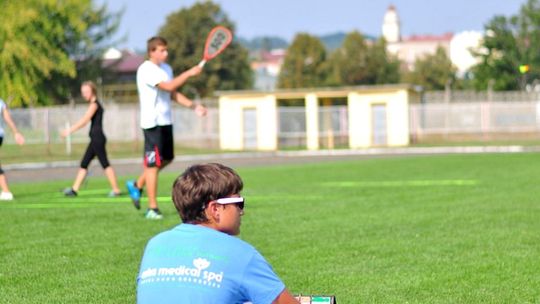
[126, 180, 141, 209]
[63, 188, 77, 197]
[0, 192, 14, 201]
[108, 191, 122, 198]
[144, 209, 163, 220]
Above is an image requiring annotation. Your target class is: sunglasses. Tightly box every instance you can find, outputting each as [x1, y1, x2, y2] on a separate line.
[215, 197, 245, 210]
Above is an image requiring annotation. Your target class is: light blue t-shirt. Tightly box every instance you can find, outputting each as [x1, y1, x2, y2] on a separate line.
[137, 224, 285, 304]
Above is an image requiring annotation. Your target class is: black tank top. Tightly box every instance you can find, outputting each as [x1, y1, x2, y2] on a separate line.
[89, 100, 105, 138]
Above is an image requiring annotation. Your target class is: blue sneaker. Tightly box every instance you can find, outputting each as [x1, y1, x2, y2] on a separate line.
[144, 209, 163, 220]
[126, 180, 141, 210]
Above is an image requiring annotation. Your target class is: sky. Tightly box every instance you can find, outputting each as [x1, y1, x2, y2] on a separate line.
[98, 0, 525, 51]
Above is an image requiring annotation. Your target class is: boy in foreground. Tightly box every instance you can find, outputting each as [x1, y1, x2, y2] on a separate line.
[137, 163, 299, 304]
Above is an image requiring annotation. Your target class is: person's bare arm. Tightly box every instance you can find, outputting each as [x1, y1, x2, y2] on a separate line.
[273, 289, 300, 304]
[61, 103, 98, 137]
[157, 65, 202, 92]
[2, 108, 24, 145]
[171, 92, 207, 117]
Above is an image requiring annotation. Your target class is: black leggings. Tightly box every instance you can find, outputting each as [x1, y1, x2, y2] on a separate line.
[80, 136, 110, 169]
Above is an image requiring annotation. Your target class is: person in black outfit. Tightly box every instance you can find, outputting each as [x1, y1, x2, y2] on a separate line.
[61, 81, 121, 197]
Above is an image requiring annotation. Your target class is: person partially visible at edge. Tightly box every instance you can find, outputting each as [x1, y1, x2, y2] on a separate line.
[0, 98, 25, 201]
[126, 36, 207, 220]
[137, 163, 300, 304]
[61, 81, 122, 197]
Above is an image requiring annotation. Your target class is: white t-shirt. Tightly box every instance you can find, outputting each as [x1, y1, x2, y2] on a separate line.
[0, 99, 6, 137]
[136, 60, 174, 129]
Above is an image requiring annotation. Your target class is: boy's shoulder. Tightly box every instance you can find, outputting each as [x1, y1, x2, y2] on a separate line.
[150, 224, 257, 252]
[137, 60, 172, 74]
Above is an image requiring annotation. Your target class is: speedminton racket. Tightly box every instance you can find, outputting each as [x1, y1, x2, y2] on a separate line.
[198, 26, 233, 68]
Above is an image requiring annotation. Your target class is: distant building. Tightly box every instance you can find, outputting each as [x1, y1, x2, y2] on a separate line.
[450, 31, 484, 77]
[99, 48, 146, 103]
[102, 48, 145, 83]
[382, 5, 401, 43]
[248, 5, 483, 91]
[250, 49, 286, 91]
[382, 5, 482, 76]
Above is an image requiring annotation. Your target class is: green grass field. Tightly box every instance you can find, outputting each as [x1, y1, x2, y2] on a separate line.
[1, 153, 540, 303]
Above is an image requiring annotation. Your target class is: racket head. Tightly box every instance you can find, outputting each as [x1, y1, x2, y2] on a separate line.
[203, 26, 233, 61]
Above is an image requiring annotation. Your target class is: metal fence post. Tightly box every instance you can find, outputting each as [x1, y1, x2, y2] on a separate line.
[65, 121, 71, 155]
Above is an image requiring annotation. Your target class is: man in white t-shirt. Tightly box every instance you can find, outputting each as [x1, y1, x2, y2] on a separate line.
[0, 98, 25, 200]
[126, 36, 207, 219]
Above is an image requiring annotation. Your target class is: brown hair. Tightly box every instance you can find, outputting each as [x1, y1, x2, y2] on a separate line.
[172, 163, 243, 223]
[147, 36, 168, 55]
[81, 81, 97, 96]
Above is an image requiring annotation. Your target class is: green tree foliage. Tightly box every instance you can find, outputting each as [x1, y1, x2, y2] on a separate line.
[0, 0, 119, 106]
[158, 2, 253, 98]
[278, 33, 328, 88]
[326, 31, 369, 86]
[47, 4, 121, 104]
[327, 32, 400, 86]
[403, 46, 457, 90]
[365, 38, 400, 84]
[471, 0, 540, 90]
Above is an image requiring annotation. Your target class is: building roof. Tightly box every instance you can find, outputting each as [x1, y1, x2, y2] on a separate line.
[216, 83, 418, 98]
[404, 32, 454, 43]
[102, 50, 145, 73]
[255, 49, 286, 63]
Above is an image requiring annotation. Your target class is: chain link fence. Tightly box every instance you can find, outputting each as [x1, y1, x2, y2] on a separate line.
[4, 101, 540, 149]
[410, 101, 540, 142]
[5, 104, 220, 149]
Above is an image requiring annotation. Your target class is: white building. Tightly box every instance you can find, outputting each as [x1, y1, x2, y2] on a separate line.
[450, 31, 484, 77]
[382, 5, 483, 76]
[251, 49, 286, 91]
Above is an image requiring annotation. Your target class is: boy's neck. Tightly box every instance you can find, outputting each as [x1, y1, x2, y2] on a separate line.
[149, 58, 161, 65]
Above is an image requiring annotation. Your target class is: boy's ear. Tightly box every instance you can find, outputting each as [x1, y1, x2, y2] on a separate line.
[205, 201, 221, 223]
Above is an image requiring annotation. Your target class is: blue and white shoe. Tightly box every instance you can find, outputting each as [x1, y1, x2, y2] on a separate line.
[126, 180, 141, 210]
[144, 209, 163, 220]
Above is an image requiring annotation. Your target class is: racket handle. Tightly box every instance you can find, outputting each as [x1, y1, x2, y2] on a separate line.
[198, 60, 206, 68]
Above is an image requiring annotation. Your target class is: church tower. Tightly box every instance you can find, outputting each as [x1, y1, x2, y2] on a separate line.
[382, 5, 401, 43]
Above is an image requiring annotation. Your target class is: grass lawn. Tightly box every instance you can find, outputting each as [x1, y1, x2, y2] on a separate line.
[3, 139, 540, 165]
[1, 153, 539, 303]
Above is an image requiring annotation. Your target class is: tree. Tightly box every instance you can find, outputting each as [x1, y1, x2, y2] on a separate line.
[364, 38, 400, 84]
[327, 32, 400, 86]
[403, 46, 456, 90]
[158, 2, 253, 98]
[326, 31, 369, 86]
[278, 33, 327, 88]
[471, 0, 540, 90]
[0, 0, 120, 106]
[47, 3, 121, 104]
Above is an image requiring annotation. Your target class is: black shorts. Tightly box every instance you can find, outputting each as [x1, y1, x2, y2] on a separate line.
[143, 125, 174, 168]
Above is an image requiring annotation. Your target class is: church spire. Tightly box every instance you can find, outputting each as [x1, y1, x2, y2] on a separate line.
[382, 5, 401, 43]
